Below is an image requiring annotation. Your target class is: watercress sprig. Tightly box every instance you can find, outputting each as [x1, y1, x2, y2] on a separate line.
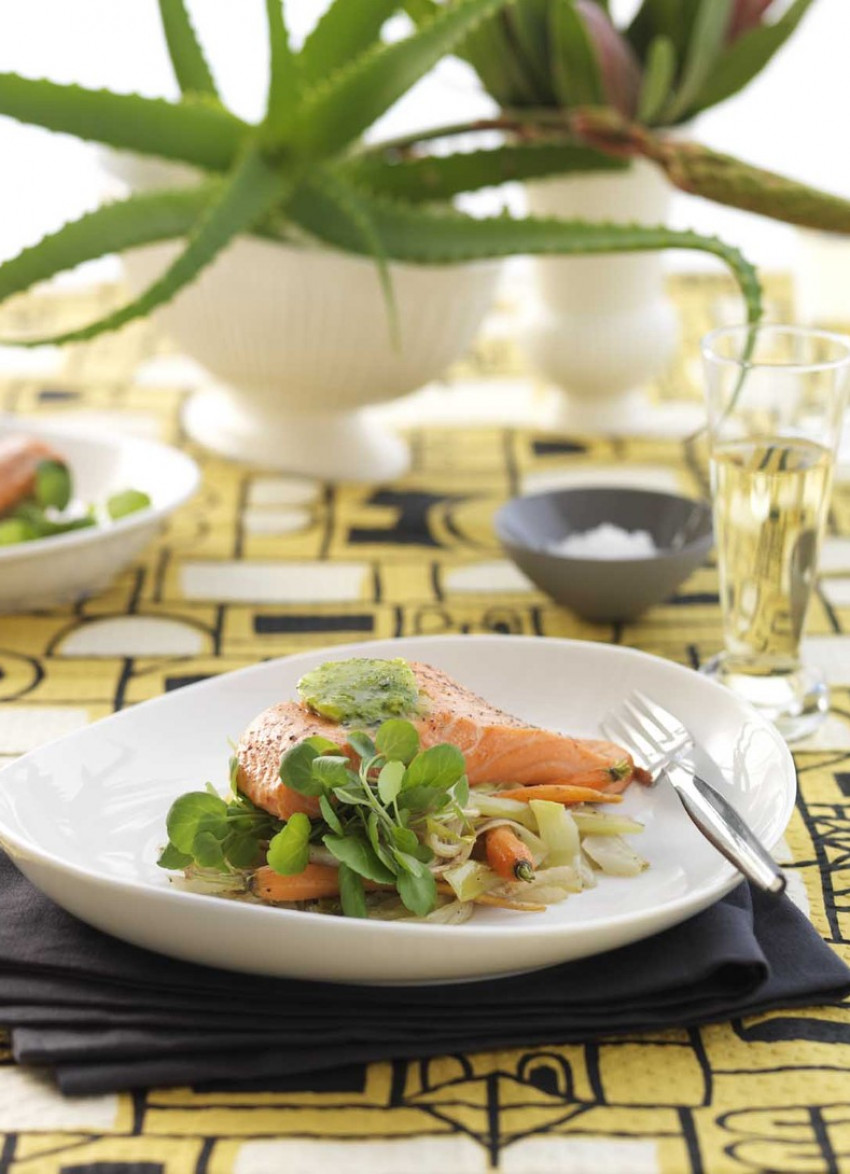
[277, 718, 468, 917]
[158, 722, 471, 920]
[158, 757, 284, 873]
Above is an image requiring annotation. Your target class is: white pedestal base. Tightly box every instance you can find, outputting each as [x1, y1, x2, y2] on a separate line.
[183, 386, 410, 483]
[544, 385, 652, 437]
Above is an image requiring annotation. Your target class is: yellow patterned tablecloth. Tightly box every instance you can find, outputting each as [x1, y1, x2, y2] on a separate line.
[1, 275, 850, 1174]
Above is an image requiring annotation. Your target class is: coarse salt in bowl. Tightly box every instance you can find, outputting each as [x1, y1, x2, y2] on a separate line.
[547, 523, 657, 560]
[495, 487, 713, 621]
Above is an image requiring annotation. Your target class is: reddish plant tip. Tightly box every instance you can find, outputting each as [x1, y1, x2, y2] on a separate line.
[575, 0, 642, 120]
[727, 0, 774, 42]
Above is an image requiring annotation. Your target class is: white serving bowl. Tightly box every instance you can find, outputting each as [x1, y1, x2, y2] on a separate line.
[0, 421, 199, 610]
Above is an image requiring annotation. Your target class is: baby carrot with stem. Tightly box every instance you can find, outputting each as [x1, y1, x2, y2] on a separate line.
[485, 825, 535, 882]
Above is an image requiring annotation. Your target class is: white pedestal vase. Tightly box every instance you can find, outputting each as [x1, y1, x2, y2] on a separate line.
[522, 159, 679, 434]
[121, 237, 499, 481]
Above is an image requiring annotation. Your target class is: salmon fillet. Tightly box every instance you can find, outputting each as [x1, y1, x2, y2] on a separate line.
[236, 660, 641, 820]
[0, 436, 61, 514]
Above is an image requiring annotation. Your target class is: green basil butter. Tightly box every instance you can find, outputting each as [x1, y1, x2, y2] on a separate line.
[297, 658, 421, 726]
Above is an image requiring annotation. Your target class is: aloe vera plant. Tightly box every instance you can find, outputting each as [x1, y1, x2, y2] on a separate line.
[0, 0, 765, 346]
[404, 0, 850, 233]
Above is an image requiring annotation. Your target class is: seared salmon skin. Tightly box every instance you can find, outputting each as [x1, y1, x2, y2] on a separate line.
[236, 661, 643, 819]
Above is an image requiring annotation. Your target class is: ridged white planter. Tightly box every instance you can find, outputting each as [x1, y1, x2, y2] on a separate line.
[120, 238, 499, 482]
[523, 160, 679, 433]
[122, 238, 499, 480]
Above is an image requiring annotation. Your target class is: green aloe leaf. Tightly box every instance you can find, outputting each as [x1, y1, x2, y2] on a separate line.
[6, 149, 288, 346]
[661, 0, 733, 124]
[348, 141, 624, 203]
[459, 12, 546, 107]
[626, 0, 686, 60]
[637, 35, 676, 125]
[287, 179, 763, 326]
[300, 0, 398, 85]
[264, 0, 300, 141]
[402, 0, 544, 104]
[157, 0, 220, 99]
[291, 0, 509, 159]
[690, 0, 815, 115]
[650, 140, 850, 235]
[312, 170, 397, 343]
[507, 0, 557, 103]
[549, 0, 606, 108]
[0, 185, 216, 304]
[402, 0, 438, 24]
[0, 74, 246, 172]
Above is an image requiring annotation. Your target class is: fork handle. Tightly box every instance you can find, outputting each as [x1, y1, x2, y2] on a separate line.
[666, 763, 786, 895]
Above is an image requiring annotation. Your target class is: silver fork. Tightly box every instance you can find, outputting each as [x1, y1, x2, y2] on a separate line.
[602, 692, 786, 895]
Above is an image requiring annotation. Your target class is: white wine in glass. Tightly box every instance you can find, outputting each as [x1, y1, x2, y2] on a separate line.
[702, 327, 850, 741]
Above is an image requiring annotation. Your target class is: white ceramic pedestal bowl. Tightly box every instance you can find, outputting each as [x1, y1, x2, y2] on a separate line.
[523, 160, 679, 435]
[121, 237, 500, 482]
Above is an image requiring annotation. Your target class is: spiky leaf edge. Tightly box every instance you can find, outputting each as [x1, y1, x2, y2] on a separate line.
[157, 0, 221, 99]
[0, 74, 246, 172]
[4, 149, 288, 346]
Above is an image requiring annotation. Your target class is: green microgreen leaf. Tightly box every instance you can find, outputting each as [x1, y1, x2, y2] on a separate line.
[377, 760, 405, 805]
[279, 740, 325, 796]
[267, 812, 311, 876]
[392, 849, 425, 876]
[366, 809, 382, 854]
[347, 731, 376, 761]
[311, 754, 352, 789]
[304, 735, 342, 755]
[193, 830, 226, 869]
[106, 488, 152, 520]
[398, 785, 450, 814]
[452, 775, 470, 810]
[319, 793, 344, 835]
[166, 791, 229, 854]
[391, 826, 419, 855]
[405, 743, 466, 791]
[157, 842, 193, 870]
[228, 755, 239, 797]
[331, 785, 373, 807]
[366, 811, 397, 873]
[338, 862, 368, 919]
[34, 460, 72, 510]
[375, 718, 419, 765]
[322, 833, 396, 884]
[397, 866, 437, 917]
[223, 829, 263, 869]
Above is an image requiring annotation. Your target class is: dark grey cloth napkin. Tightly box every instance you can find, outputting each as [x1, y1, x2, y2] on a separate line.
[1, 851, 848, 1095]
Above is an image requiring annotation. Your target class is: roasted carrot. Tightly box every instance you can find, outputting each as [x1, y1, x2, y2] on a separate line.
[0, 436, 60, 514]
[496, 784, 623, 805]
[252, 862, 341, 902]
[485, 825, 535, 882]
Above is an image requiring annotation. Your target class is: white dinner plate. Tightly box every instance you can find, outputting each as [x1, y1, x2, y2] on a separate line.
[0, 636, 796, 984]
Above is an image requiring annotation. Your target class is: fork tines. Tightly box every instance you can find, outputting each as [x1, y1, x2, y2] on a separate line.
[602, 692, 691, 771]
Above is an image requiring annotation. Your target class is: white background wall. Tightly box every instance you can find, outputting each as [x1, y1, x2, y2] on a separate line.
[0, 0, 847, 275]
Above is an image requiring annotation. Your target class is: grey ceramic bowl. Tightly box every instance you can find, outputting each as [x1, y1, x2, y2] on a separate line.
[495, 487, 713, 621]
